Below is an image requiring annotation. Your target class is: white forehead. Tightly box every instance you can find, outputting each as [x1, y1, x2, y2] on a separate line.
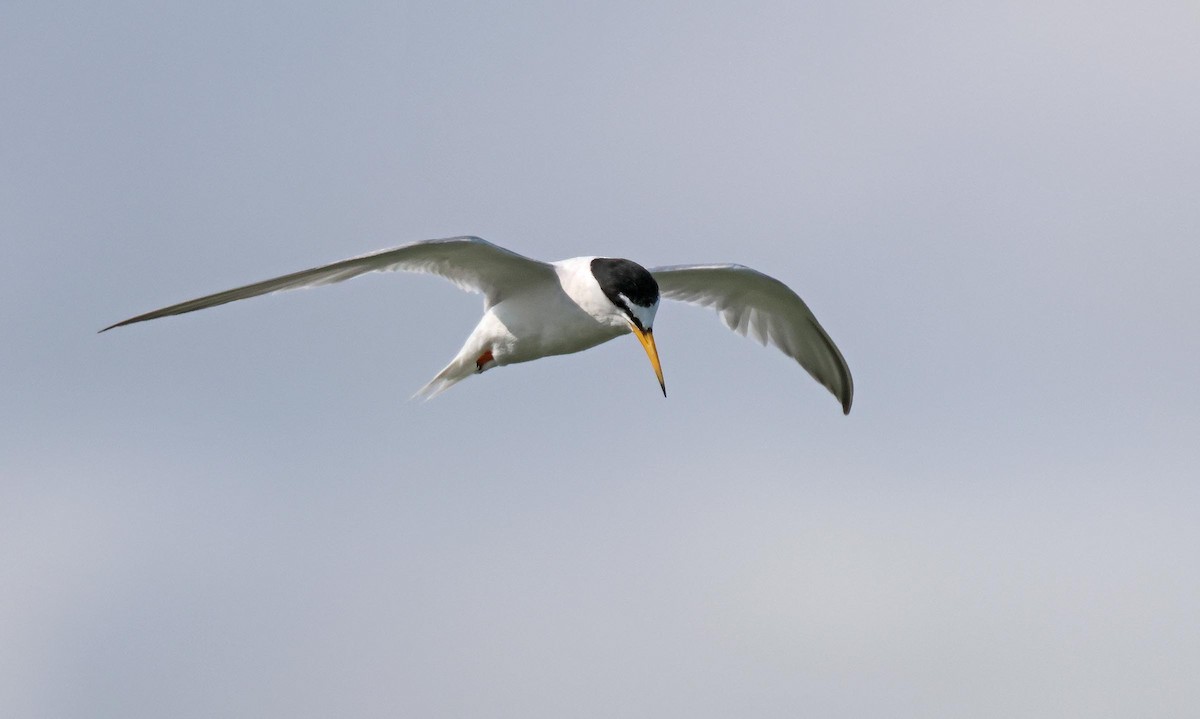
[620, 293, 659, 328]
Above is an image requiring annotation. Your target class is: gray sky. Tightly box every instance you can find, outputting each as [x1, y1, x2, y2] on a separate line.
[3, 1, 1198, 717]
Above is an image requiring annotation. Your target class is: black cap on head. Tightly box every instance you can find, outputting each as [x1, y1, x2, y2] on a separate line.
[590, 258, 659, 312]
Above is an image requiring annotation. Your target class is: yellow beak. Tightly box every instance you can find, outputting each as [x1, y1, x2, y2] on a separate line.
[631, 325, 666, 397]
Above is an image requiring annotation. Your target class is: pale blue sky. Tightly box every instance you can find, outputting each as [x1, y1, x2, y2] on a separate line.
[3, 1, 1198, 717]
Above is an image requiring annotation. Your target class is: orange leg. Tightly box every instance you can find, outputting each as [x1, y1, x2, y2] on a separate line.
[475, 349, 494, 372]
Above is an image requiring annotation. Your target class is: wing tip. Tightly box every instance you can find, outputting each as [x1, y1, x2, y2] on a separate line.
[99, 312, 159, 333]
[837, 369, 854, 415]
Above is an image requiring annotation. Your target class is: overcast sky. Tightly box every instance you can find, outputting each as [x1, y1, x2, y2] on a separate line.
[3, 1, 1198, 717]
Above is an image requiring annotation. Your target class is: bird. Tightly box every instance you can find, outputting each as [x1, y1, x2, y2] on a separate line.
[101, 236, 853, 413]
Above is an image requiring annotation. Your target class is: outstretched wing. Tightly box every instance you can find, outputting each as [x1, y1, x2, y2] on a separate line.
[650, 264, 854, 414]
[101, 236, 554, 332]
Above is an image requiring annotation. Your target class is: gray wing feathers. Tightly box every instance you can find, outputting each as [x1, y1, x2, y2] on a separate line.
[650, 264, 854, 414]
[101, 236, 553, 332]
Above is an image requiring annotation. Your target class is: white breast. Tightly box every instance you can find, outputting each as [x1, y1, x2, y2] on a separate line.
[474, 258, 628, 366]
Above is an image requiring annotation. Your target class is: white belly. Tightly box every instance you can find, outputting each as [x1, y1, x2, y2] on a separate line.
[483, 286, 627, 366]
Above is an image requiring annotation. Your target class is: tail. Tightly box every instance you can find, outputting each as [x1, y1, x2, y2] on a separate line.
[412, 356, 476, 400]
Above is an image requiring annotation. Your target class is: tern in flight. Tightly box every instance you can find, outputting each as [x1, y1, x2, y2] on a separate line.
[102, 236, 853, 413]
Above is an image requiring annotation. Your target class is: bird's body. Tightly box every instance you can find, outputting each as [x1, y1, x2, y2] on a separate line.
[419, 257, 642, 397]
[103, 236, 853, 413]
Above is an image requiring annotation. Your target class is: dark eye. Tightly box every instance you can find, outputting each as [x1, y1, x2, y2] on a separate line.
[591, 258, 659, 309]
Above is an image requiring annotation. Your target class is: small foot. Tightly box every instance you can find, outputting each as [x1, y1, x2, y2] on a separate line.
[475, 349, 494, 372]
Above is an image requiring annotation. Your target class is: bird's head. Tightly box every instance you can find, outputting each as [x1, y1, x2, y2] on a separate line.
[589, 257, 665, 396]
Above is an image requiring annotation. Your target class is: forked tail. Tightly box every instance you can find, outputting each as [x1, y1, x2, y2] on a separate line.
[412, 356, 475, 400]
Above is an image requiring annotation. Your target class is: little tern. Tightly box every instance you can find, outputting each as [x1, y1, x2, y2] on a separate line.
[101, 236, 853, 413]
